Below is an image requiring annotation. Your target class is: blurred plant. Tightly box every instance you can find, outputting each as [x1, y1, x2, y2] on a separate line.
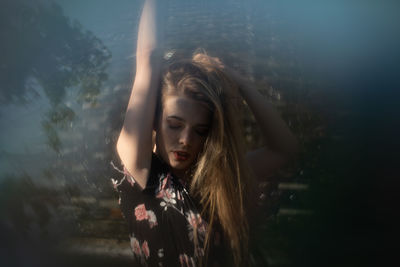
[0, 0, 111, 151]
[0, 172, 79, 266]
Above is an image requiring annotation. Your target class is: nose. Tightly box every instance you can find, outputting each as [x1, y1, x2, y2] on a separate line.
[179, 127, 192, 147]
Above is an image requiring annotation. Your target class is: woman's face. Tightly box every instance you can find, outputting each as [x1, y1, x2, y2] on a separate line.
[155, 94, 211, 178]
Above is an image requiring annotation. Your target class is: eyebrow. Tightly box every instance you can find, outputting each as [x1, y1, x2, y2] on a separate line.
[166, 115, 210, 127]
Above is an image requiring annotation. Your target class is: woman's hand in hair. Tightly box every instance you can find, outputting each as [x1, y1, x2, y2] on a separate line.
[192, 53, 225, 70]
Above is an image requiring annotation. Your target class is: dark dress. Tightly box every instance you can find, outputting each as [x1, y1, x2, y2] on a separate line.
[113, 153, 229, 267]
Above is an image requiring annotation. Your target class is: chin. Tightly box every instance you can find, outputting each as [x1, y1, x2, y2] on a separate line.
[168, 157, 192, 171]
[170, 161, 190, 170]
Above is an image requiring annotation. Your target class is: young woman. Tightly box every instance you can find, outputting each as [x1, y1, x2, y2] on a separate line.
[114, 0, 298, 266]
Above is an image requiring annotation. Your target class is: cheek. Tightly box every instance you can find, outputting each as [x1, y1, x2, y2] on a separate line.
[160, 125, 177, 145]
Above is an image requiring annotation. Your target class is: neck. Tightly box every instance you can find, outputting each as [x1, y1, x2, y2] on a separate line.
[172, 168, 192, 184]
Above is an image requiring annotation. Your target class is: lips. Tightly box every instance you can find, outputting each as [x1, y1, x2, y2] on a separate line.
[173, 151, 190, 161]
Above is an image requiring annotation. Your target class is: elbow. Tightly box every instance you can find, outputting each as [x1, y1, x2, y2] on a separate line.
[116, 132, 127, 162]
[278, 134, 299, 163]
[286, 135, 300, 161]
[116, 135, 122, 160]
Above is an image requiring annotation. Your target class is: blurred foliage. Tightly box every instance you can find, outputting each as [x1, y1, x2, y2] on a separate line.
[0, 172, 79, 266]
[0, 0, 111, 105]
[0, 0, 111, 152]
[0, 173, 57, 237]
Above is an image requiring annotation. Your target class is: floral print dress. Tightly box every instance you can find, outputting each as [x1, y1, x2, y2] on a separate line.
[112, 153, 229, 267]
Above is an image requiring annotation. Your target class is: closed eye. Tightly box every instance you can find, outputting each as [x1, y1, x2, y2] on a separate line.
[166, 117, 183, 129]
[168, 122, 182, 129]
[169, 125, 181, 130]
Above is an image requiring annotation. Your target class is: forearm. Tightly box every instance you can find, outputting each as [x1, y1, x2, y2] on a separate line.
[136, 0, 164, 71]
[124, 0, 163, 133]
[127, 0, 165, 123]
[238, 79, 298, 157]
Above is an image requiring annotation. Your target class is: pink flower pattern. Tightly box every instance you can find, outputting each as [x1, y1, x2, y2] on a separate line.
[156, 173, 179, 211]
[179, 253, 196, 267]
[142, 240, 150, 259]
[134, 204, 158, 228]
[131, 236, 141, 256]
[124, 167, 136, 187]
[131, 234, 151, 264]
[146, 210, 158, 228]
[156, 173, 175, 199]
[186, 211, 207, 241]
[135, 204, 149, 221]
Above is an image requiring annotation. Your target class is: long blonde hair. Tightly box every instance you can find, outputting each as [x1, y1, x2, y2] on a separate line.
[160, 51, 252, 266]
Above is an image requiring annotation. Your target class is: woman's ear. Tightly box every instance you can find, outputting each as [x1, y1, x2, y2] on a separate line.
[152, 130, 157, 153]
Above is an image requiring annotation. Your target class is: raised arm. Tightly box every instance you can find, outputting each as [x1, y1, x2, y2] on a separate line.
[223, 68, 298, 181]
[116, 0, 164, 189]
[237, 75, 298, 181]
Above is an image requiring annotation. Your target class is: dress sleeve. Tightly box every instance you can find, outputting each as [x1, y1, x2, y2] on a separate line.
[113, 168, 138, 221]
[112, 153, 167, 219]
